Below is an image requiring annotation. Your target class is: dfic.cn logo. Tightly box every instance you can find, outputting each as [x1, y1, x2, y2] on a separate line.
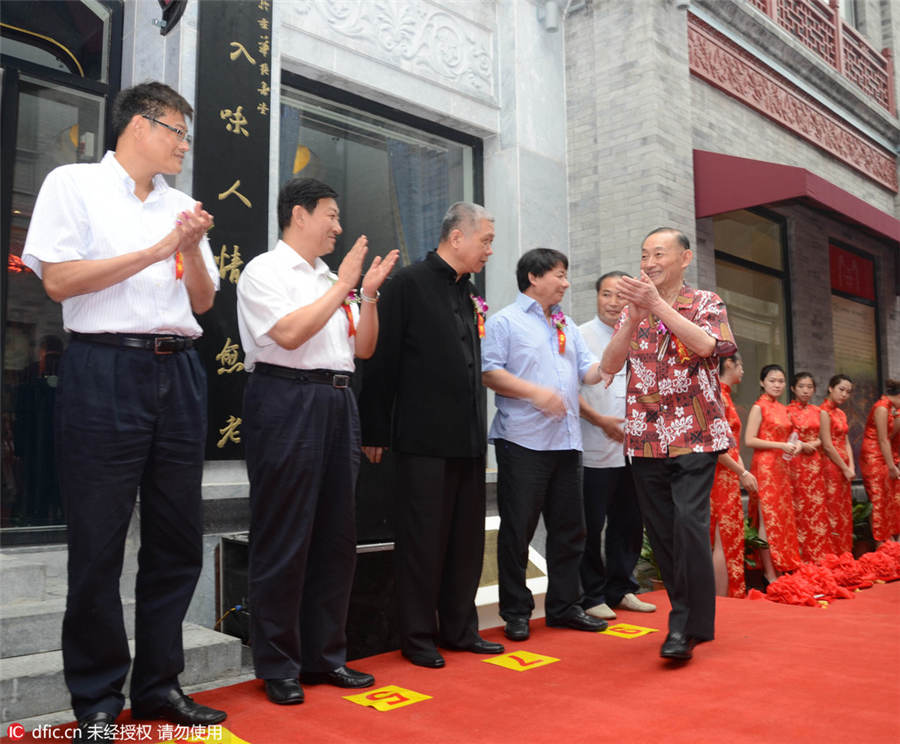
[6, 722, 25, 740]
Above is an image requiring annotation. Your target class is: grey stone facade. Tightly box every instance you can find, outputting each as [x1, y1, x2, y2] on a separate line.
[565, 0, 899, 382]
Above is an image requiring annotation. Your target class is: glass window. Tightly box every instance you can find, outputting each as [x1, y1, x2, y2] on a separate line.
[714, 210, 790, 469]
[2, 78, 105, 529]
[1, 1, 113, 82]
[279, 88, 474, 270]
[1, 2, 121, 538]
[838, 0, 857, 28]
[829, 244, 879, 465]
[713, 210, 783, 270]
[279, 82, 480, 544]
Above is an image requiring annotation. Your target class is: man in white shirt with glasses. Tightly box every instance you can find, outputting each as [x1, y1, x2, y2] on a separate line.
[22, 81, 224, 744]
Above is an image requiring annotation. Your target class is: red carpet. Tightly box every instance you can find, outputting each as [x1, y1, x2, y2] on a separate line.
[6, 582, 899, 743]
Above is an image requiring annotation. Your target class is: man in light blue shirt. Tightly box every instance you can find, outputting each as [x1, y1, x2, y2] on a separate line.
[482, 248, 609, 641]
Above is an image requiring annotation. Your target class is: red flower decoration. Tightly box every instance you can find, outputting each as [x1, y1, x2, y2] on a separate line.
[551, 311, 566, 355]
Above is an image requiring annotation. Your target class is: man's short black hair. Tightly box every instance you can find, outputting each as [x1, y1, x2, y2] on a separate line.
[595, 270, 630, 293]
[111, 81, 193, 140]
[642, 227, 690, 251]
[277, 177, 339, 231]
[516, 248, 568, 292]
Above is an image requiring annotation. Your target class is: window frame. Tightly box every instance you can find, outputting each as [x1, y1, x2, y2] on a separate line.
[713, 206, 795, 377]
[828, 237, 883, 393]
[280, 71, 486, 293]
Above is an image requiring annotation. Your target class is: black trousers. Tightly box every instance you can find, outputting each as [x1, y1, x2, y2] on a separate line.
[57, 340, 206, 719]
[580, 464, 642, 608]
[495, 439, 586, 622]
[630, 452, 718, 640]
[243, 373, 359, 679]
[394, 453, 485, 656]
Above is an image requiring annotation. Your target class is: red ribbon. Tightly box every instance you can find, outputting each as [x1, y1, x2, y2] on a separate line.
[342, 303, 356, 337]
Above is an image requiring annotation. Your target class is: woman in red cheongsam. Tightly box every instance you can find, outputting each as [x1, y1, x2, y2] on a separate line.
[820, 374, 855, 555]
[745, 364, 802, 584]
[860, 379, 900, 543]
[710, 353, 757, 597]
[787, 373, 830, 562]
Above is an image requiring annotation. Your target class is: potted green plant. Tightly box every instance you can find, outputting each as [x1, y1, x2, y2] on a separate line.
[639, 530, 664, 591]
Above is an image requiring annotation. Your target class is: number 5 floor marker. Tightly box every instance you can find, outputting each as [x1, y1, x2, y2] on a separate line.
[344, 685, 432, 711]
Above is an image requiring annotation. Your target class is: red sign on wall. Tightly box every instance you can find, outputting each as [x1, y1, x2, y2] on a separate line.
[829, 245, 875, 301]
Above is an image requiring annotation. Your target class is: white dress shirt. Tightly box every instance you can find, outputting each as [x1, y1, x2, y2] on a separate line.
[236, 240, 358, 373]
[21, 151, 219, 337]
[579, 316, 627, 468]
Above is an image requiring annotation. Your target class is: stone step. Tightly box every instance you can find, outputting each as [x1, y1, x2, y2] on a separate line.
[476, 516, 547, 630]
[0, 623, 242, 725]
[7, 668, 258, 735]
[0, 598, 137, 659]
[0, 554, 47, 604]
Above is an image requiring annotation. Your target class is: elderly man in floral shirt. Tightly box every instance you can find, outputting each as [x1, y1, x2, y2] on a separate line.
[602, 227, 737, 662]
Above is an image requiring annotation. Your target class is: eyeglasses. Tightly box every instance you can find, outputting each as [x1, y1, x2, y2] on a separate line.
[142, 115, 192, 144]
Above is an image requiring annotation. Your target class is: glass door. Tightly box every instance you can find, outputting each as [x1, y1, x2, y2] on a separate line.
[1, 76, 105, 531]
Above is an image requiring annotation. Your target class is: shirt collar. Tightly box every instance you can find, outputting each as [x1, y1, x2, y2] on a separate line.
[102, 150, 169, 199]
[592, 316, 615, 338]
[426, 251, 470, 284]
[673, 284, 695, 309]
[516, 292, 561, 318]
[274, 240, 331, 276]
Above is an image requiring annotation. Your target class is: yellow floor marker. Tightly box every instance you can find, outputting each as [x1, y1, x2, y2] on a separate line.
[599, 623, 660, 639]
[483, 650, 560, 671]
[344, 685, 432, 711]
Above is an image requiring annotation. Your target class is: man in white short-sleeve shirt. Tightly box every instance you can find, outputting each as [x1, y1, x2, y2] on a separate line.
[21, 82, 224, 742]
[578, 272, 656, 622]
[236, 177, 397, 706]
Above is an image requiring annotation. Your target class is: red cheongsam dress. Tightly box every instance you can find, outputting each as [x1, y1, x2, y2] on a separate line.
[820, 398, 853, 555]
[709, 383, 746, 597]
[860, 397, 900, 541]
[787, 400, 830, 562]
[749, 395, 802, 572]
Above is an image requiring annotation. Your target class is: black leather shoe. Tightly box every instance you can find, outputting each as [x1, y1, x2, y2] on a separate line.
[132, 687, 227, 724]
[402, 651, 446, 668]
[504, 617, 530, 641]
[72, 712, 115, 744]
[263, 678, 305, 704]
[301, 665, 375, 688]
[546, 607, 608, 632]
[448, 638, 505, 655]
[660, 632, 697, 660]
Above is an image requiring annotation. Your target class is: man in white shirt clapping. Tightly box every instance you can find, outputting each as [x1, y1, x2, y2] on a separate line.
[22, 82, 224, 744]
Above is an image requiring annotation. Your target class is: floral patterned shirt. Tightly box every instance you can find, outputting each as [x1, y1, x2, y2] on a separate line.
[620, 284, 737, 458]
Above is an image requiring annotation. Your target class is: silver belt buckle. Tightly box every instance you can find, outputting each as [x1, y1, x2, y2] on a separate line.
[332, 374, 350, 389]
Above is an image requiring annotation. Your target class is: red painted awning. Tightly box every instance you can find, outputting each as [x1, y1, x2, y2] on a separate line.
[693, 150, 900, 245]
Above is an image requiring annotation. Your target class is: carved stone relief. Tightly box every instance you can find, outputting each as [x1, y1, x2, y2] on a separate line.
[284, 0, 495, 101]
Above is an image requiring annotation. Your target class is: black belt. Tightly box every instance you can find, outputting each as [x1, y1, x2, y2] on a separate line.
[253, 362, 352, 389]
[71, 332, 195, 354]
